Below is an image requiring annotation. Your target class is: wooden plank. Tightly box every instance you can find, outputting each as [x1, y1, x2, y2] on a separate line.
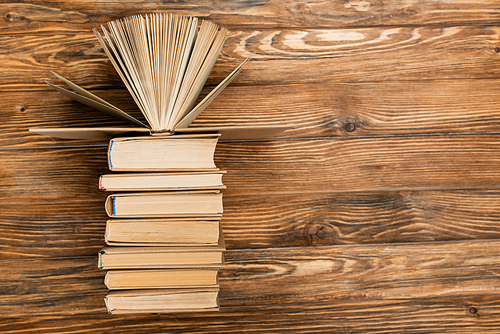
[2, 240, 500, 316]
[1, 26, 500, 91]
[217, 134, 500, 194]
[186, 80, 500, 138]
[2, 134, 500, 203]
[221, 241, 500, 304]
[1, 0, 499, 34]
[0, 202, 105, 259]
[6, 79, 500, 147]
[0, 147, 108, 204]
[3, 190, 500, 259]
[0, 257, 106, 316]
[3, 88, 143, 148]
[0, 295, 497, 333]
[223, 189, 500, 248]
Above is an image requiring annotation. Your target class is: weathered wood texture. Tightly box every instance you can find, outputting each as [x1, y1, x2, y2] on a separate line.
[0, 295, 497, 333]
[1, 25, 500, 91]
[0, 202, 105, 259]
[3, 0, 500, 332]
[3, 189, 500, 259]
[1, 240, 500, 317]
[1, 0, 499, 33]
[4, 79, 500, 147]
[0, 257, 106, 316]
[223, 189, 500, 248]
[219, 135, 500, 193]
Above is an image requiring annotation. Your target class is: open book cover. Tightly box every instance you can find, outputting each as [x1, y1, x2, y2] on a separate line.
[30, 13, 291, 140]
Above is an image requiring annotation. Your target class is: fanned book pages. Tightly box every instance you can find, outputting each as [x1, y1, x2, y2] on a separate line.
[34, 13, 262, 138]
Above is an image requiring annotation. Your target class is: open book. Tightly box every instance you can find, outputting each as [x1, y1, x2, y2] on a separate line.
[30, 13, 291, 140]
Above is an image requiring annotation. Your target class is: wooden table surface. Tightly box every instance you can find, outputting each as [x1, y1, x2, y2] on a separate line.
[2, 1, 500, 332]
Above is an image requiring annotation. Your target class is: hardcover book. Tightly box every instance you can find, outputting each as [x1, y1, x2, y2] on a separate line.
[99, 171, 225, 192]
[105, 288, 220, 314]
[105, 218, 221, 246]
[105, 190, 223, 218]
[104, 268, 219, 290]
[107, 134, 220, 171]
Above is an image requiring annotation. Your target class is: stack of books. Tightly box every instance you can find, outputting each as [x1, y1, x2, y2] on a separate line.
[27, 12, 288, 314]
[98, 133, 226, 314]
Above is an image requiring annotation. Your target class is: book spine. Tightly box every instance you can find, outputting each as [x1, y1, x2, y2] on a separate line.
[98, 175, 105, 191]
[98, 250, 106, 270]
[107, 139, 114, 170]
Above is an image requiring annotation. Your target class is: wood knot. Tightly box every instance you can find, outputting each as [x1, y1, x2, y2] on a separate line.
[306, 224, 327, 243]
[344, 122, 356, 132]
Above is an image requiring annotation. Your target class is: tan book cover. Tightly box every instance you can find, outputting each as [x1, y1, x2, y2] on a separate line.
[99, 171, 226, 192]
[104, 269, 219, 290]
[107, 134, 220, 172]
[105, 217, 221, 246]
[29, 124, 292, 140]
[105, 190, 223, 218]
[99, 247, 225, 270]
[105, 288, 220, 314]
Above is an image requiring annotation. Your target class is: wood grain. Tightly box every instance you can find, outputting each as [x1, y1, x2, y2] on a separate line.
[0, 295, 496, 333]
[0, 202, 105, 259]
[221, 241, 500, 305]
[3, 190, 500, 259]
[3, 0, 500, 331]
[1, 0, 499, 34]
[217, 134, 500, 194]
[0, 257, 106, 316]
[1, 26, 499, 91]
[190, 79, 500, 138]
[2, 134, 500, 203]
[5, 79, 500, 147]
[2, 240, 500, 317]
[223, 189, 500, 248]
[0, 88, 142, 148]
[0, 147, 108, 203]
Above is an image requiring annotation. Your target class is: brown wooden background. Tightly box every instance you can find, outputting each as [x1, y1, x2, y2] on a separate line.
[1, 0, 500, 332]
